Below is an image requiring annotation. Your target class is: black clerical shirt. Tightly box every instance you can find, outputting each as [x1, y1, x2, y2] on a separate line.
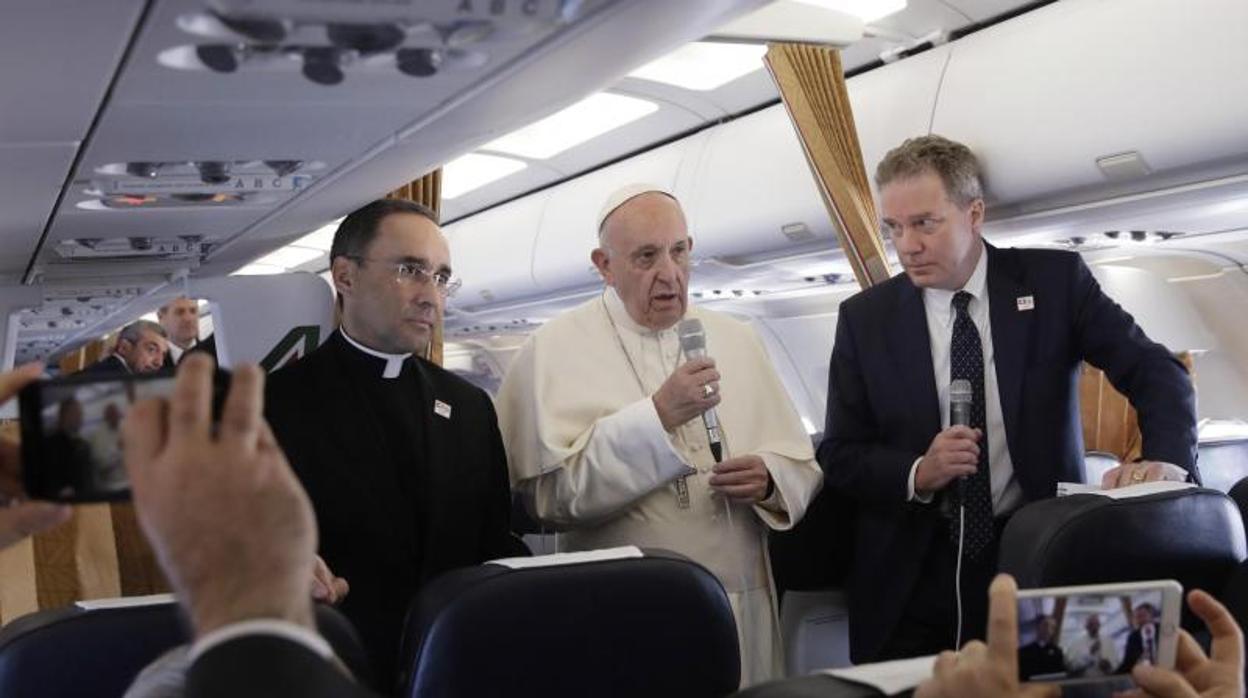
[266, 330, 515, 694]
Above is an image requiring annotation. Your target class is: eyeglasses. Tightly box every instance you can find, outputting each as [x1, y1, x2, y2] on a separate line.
[346, 256, 462, 298]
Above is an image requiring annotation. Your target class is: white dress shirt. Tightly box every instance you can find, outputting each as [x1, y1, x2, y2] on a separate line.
[189, 619, 334, 662]
[907, 242, 1024, 515]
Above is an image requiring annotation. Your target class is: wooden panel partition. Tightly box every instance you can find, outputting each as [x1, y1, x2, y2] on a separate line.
[765, 43, 892, 288]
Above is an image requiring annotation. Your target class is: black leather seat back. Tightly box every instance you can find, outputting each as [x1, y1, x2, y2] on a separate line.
[401, 549, 740, 698]
[0, 600, 370, 697]
[999, 488, 1247, 631]
[0, 603, 184, 698]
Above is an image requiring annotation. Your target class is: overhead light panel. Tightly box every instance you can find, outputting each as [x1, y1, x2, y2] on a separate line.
[292, 218, 343, 252]
[232, 263, 285, 276]
[255, 246, 323, 269]
[791, 0, 906, 23]
[482, 93, 658, 159]
[629, 42, 767, 91]
[442, 153, 527, 199]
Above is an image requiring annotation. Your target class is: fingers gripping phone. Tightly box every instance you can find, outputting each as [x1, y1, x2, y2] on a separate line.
[19, 370, 227, 503]
[1016, 580, 1182, 685]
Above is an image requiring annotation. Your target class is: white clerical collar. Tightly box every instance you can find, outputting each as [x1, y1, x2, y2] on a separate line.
[602, 287, 678, 339]
[340, 329, 411, 379]
[924, 240, 989, 323]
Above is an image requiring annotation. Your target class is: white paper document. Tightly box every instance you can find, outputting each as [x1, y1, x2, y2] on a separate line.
[822, 654, 936, 695]
[75, 593, 176, 610]
[489, 545, 644, 569]
[1057, 480, 1195, 499]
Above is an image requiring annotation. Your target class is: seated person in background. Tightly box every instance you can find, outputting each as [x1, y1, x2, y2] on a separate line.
[1063, 612, 1119, 678]
[914, 574, 1244, 698]
[157, 298, 207, 368]
[1119, 602, 1164, 673]
[0, 363, 73, 548]
[266, 199, 516, 691]
[122, 356, 377, 698]
[84, 320, 168, 375]
[1017, 614, 1065, 680]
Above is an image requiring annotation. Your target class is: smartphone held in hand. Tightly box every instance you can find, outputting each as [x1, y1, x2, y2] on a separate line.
[18, 370, 227, 503]
[1015, 579, 1182, 685]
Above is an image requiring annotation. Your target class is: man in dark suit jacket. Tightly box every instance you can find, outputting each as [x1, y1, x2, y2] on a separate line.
[819, 135, 1197, 663]
[81, 319, 168, 375]
[1117, 603, 1162, 673]
[265, 199, 516, 692]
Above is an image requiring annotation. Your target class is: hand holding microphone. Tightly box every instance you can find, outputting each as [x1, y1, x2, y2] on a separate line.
[651, 357, 720, 432]
[914, 379, 983, 497]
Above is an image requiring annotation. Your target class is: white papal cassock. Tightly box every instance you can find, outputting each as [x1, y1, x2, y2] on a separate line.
[496, 287, 823, 686]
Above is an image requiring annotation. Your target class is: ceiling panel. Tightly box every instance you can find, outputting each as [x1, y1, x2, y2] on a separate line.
[438, 94, 710, 221]
[0, 143, 78, 275]
[0, 0, 144, 144]
[110, 0, 606, 108]
[222, 0, 770, 258]
[76, 102, 415, 165]
[435, 0, 1054, 222]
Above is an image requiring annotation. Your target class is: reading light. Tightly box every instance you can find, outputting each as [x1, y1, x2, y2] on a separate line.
[196, 44, 238, 73]
[125, 162, 160, 179]
[327, 23, 405, 54]
[396, 48, 441, 77]
[196, 161, 231, 185]
[482, 92, 658, 159]
[444, 20, 494, 47]
[302, 47, 344, 85]
[264, 160, 303, 177]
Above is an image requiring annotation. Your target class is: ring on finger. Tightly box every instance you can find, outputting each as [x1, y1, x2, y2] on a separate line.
[702, 384, 715, 398]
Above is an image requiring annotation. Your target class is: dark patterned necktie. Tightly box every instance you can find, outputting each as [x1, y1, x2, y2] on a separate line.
[950, 291, 995, 560]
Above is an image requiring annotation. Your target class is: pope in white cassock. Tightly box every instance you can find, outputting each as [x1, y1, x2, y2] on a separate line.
[496, 184, 824, 686]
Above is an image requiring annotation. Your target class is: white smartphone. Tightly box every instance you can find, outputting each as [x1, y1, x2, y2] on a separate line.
[1015, 579, 1183, 685]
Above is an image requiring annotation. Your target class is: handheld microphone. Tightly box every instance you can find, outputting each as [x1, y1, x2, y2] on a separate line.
[677, 318, 723, 463]
[949, 377, 974, 649]
[950, 379, 973, 427]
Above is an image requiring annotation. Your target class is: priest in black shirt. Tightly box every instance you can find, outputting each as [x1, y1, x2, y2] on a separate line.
[1018, 614, 1066, 681]
[265, 199, 516, 693]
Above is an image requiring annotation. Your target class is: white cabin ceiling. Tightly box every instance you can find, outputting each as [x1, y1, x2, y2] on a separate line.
[4, 0, 783, 362]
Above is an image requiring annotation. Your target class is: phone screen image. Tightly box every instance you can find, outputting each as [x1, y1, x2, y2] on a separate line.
[25, 374, 180, 502]
[1016, 583, 1177, 684]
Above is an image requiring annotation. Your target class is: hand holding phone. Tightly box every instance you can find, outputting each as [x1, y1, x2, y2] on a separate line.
[1016, 580, 1182, 685]
[916, 575, 1058, 698]
[0, 363, 72, 547]
[19, 369, 227, 503]
[1124, 589, 1245, 698]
